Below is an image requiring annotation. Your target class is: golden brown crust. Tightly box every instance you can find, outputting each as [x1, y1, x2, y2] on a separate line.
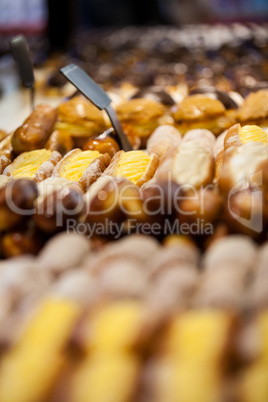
[102, 151, 124, 177]
[214, 149, 224, 181]
[33, 151, 62, 183]
[0, 133, 14, 156]
[146, 125, 182, 158]
[172, 95, 226, 122]
[34, 181, 84, 233]
[53, 148, 81, 178]
[0, 179, 38, 231]
[218, 143, 268, 194]
[57, 95, 106, 129]
[0, 153, 11, 175]
[136, 153, 159, 187]
[4, 150, 62, 183]
[79, 153, 111, 191]
[0, 129, 7, 142]
[238, 90, 268, 122]
[53, 149, 110, 191]
[83, 136, 120, 157]
[102, 151, 158, 187]
[45, 129, 74, 156]
[116, 98, 164, 123]
[223, 123, 242, 149]
[11, 104, 58, 155]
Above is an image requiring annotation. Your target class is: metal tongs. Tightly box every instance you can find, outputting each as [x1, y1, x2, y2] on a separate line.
[10, 35, 35, 110]
[60, 64, 132, 152]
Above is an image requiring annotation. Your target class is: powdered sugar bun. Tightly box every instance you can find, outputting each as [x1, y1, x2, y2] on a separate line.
[203, 235, 257, 272]
[147, 125, 182, 158]
[182, 129, 216, 153]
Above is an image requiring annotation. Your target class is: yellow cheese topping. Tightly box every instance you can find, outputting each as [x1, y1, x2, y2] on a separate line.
[239, 125, 268, 145]
[115, 150, 151, 184]
[166, 310, 231, 364]
[0, 298, 80, 402]
[240, 312, 268, 402]
[84, 301, 143, 352]
[12, 149, 52, 179]
[156, 311, 231, 402]
[71, 354, 140, 402]
[61, 150, 100, 181]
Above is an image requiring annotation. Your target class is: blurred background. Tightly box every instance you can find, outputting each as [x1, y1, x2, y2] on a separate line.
[0, 0, 268, 54]
[0, 0, 268, 131]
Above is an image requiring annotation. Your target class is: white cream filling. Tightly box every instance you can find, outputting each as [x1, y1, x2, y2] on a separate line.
[229, 142, 268, 186]
[172, 142, 212, 187]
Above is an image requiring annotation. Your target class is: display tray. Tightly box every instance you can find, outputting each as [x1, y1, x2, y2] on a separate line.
[0, 24, 268, 402]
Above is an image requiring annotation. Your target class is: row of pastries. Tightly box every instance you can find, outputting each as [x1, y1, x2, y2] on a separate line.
[0, 233, 267, 402]
[0, 83, 268, 401]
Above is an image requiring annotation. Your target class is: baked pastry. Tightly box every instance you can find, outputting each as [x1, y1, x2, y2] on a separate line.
[225, 188, 264, 237]
[116, 98, 166, 146]
[178, 188, 223, 227]
[34, 178, 84, 233]
[237, 89, 268, 126]
[37, 232, 90, 275]
[239, 312, 268, 402]
[104, 150, 159, 187]
[147, 125, 182, 158]
[45, 129, 74, 156]
[4, 149, 61, 183]
[157, 142, 214, 188]
[249, 243, 268, 309]
[0, 153, 11, 175]
[56, 95, 107, 147]
[11, 104, 58, 155]
[181, 128, 216, 153]
[80, 301, 144, 351]
[130, 86, 175, 106]
[0, 179, 38, 232]
[0, 133, 14, 159]
[218, 142, 268, 194]
[84, 176, 146, 231]
[70, 301, 142, 402]
[224, 124, 268, 150]
[53, 148, 111, 191]
[195, 236, 256, 309]
[154, 311, 234, 402]
[203, 235, 257, 272]
[189, 86, 243, 109]
[83, 131, 120, 158]
[0, 298, 81, 402]
[71, 353, 140, 402]
[1, 227, 44, 258]
[172, 94, 235, 135]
